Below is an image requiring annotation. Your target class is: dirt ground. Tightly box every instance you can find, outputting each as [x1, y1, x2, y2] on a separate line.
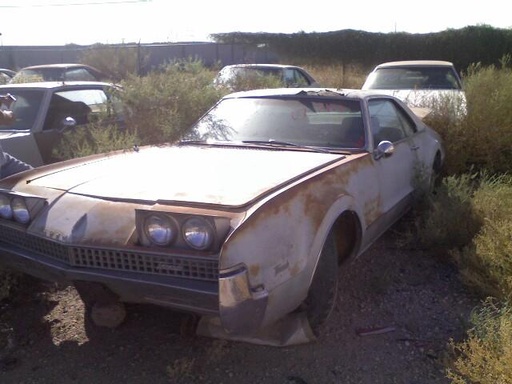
[0, 230, 480, 384]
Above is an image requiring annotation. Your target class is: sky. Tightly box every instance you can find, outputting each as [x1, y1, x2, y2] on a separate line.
[0, 0, 510, 46]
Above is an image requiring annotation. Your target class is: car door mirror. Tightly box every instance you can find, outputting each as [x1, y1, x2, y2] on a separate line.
[60, 116, 77, 131]
[374, 140, 394, 160]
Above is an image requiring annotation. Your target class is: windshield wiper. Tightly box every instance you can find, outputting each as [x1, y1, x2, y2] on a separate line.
[241, 139, 333, 154]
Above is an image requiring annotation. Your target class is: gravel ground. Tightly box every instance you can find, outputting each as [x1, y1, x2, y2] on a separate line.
[0, 229, 480, 384]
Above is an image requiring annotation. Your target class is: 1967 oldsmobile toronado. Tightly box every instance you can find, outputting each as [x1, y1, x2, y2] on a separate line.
[0, 88, 444, 340]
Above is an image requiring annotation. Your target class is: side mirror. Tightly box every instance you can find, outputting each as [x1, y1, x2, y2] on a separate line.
[374, 140, 394, 160]
[59, 116, 77, 132]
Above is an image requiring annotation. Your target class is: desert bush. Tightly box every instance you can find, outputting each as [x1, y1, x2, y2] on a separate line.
[450, 173, 512, 300]
[120, 59, 222, 145]
[403, 171, 512, 298]
[80, 44, 149, 82]
[426, 56, 512, 175]
[303, 63, 368, 89]
[447, 298, 512, 384]
[398, 172, 483, 251]
[53, 123, 139, 161]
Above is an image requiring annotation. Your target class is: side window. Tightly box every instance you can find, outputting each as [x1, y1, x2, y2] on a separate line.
[283, 69, 295, 86]
[43, 89, 110, 130]
[65, 68, 97, 81]
[368, 99, 416, 144]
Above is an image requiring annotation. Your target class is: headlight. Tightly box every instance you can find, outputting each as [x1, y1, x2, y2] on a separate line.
[11, 197, 30, 224]
[144, 214, 177, 246]
[0, 194, 12, 219]
[182, 217, 214, 250]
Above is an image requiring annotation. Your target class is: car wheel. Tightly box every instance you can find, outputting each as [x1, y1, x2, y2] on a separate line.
[302, 231, 339, 335]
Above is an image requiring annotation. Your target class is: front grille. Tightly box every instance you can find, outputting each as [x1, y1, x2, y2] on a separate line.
[0, 225, 218, 281]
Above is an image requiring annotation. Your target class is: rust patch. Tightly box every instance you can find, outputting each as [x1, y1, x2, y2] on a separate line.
[363, 197, 381, 225]
[249, 264, 260, 278]
[289, 261, 301, 277]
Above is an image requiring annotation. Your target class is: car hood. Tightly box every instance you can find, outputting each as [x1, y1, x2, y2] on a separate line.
[27, 145, 345, 207]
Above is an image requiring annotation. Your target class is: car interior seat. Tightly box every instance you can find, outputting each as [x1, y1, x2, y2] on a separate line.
[341, 116, 365, 147]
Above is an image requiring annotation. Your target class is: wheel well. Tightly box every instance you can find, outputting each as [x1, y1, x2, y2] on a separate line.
[330, 211, 361, 265]
[433, 151, 443, 173]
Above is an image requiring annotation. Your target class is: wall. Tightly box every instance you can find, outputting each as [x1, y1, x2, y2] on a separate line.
[0, 42, 278, 71]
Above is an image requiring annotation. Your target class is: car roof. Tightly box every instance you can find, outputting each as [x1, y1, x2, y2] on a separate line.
[373, 60, 455, 69]
[0, 68, 16, 76]
[223, 87, 387, 101]
[0, 80, 116, 90]
[222, 63, 305, 70]
[19, 63, 98, 70]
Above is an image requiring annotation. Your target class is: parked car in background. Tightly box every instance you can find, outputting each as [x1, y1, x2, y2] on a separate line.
[213, 63, 320, 89]
[10, 63, 107, 83]
[0, 68, 16, 84]
[0, 81, 124, 166]
[362, 60, 466, 118]
[0, 87, 444, 341]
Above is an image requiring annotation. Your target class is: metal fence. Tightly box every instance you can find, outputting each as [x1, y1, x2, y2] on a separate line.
[0, 42, 279, 72]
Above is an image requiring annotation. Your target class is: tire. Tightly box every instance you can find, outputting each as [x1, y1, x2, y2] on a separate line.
[302, 231, 339, 335]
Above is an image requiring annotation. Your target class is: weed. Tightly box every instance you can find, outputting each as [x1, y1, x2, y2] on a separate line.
[447, 298, 512, 383]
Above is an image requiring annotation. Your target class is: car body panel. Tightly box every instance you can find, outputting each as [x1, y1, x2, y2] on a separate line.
[0, 81, 123, 166]
[0, 88, 444, 336]
[28, 146, 343, 207]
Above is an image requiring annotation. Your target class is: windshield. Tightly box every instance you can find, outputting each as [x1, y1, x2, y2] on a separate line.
[365, 66, 462, 90]
[0, 89, 44, 130]
[185, 96, 365, 149]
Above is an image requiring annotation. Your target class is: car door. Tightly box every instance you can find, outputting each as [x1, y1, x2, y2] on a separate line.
[366, 98, 420, 235]
[0, 88, 48, 167]
[34, 86, 118, 164]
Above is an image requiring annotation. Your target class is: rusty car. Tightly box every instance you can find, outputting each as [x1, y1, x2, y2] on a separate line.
[0, 81, 124, 167]
[0, 88, 444, 341]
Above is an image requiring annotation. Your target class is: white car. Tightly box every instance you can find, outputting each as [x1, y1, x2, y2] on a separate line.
[362, 60, 466, 118]
[0, 88, 444, 340]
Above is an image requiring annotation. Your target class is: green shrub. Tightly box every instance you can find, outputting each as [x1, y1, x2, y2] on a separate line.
[398, 173, 482, 251]
[447, 298, 512, 384]
[450, 174, 512, 300]
[303, 63, 368, 88]
[120, 59, 222, 145]
[53, 123, 139, 161]
[80, 44, 149, 82]
[427, 56, 512, 175]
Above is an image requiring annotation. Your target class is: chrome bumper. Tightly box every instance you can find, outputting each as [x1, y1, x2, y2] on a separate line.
[219, 265, 268, 334]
